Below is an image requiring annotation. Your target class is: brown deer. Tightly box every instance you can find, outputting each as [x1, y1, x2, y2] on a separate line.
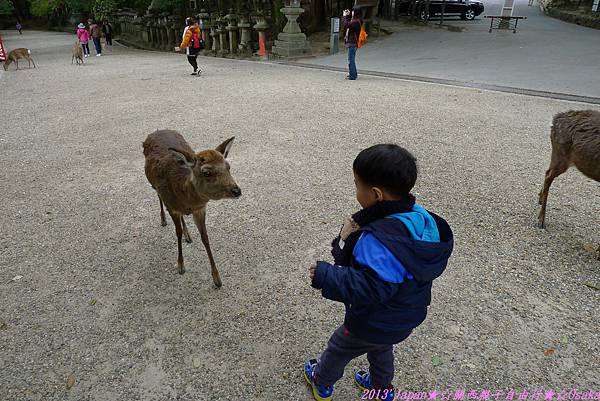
[3, 48, 36, 70]
[72, 41, 84, 65]
[538, 110, 600, 259]
[143, 130, 242, 287]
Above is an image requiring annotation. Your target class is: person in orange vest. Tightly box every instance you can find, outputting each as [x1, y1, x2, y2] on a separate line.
[179, 17, 202, 75]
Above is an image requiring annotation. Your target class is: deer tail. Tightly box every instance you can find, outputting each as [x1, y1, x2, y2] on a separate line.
[27, 49, 31, 55]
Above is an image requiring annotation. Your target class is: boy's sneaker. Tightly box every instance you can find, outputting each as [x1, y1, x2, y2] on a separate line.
[304, 359, 333, 401]
[354, 370, 395, 401]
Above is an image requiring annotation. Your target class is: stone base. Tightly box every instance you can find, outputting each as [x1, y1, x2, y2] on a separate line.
[271, 41, 311, 57]
[271, 33, 311, 58]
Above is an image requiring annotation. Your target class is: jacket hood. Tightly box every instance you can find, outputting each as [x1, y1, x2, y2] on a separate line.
[361, 209, 453, 283]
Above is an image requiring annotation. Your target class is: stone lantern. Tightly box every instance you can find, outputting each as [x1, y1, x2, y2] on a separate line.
[224, 8, 238, 56]
[198, 9, 211, 54]
[216, 15, 229, 56]
[271, 0, 310, 58]
[237, 14, 252, 56]
[252, 12, 269, 59]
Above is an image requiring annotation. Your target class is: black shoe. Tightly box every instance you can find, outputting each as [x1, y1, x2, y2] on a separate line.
[191, 72, 197, 75]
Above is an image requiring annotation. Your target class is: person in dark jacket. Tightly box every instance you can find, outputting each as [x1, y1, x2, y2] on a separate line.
[343, 6, 362, 80]
[304, 144, 454, 401]
[102, 20, 113, 46]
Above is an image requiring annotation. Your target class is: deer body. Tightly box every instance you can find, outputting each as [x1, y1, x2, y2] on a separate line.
[72, 42, 84, 65]
[3, 48, 35, 70]
[538, 110, 600, 258]
[143, 130, 241, 287]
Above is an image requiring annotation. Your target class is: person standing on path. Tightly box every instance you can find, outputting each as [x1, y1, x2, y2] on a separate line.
[343, 6, 362, 80]
[102, 20, 113, 46]
[89, 20, 102, 56]
[76, 23, 91, 58]
[16, 21, 22, 34]
[178, 17, 202, 75]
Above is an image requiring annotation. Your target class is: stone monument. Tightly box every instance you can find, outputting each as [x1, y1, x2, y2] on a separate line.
[271, 0, 310, 58]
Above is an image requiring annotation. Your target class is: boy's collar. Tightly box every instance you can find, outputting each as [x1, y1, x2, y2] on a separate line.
[351, 195, 416, 227]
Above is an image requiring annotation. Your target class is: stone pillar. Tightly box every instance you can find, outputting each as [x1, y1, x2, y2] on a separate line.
[224, 9, 238, 56]
[210, 27, 220, 54]
[198, 10, 212, 54]
[253, 14, 269, 59]
[166, 16, 176, 47]
[238, 15, 252, 56]
[271, 0, 310, 58]
[217, 17, 229, 56]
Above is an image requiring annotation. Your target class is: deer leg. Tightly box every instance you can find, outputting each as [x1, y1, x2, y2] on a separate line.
[15, 59, 18, 70]
[193, 209, 222, 288]
[30, 57, 35, 68]
[169, 211, 185, 274]
[158, 195, 167, 227]
[538, 162, 569, 229]
[181, 216, 193, 243]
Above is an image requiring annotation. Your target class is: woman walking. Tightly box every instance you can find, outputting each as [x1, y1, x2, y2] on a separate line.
[89, 20, 102, 56]
[343, 6, 362, 80]
[179, 17, 202, 75]
[76, 23, 91, 58]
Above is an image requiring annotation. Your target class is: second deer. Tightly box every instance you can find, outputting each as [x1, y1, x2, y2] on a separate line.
[3, 48, 36, 70]
[143, 130, 242, 287]
[72, 42, 84, 65]
[538, 109, 600, 259]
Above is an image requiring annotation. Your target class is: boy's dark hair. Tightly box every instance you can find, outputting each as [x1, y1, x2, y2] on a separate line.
[186, 17, 196, 26]
[353, 144, 417, 198]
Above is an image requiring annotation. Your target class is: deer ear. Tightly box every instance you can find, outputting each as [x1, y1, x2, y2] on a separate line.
[169, 148, 197, 169]
[215, 137, 235, 158]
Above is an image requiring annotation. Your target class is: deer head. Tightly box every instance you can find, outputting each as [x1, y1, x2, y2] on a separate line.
[169, 137, 241, 200]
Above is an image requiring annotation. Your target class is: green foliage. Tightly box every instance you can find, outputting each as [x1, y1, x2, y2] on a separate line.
[92, 0, 117, 19]
[0, 0, 14, 15]
[147, 0, 184, 12]
[30, 0, 92, 16]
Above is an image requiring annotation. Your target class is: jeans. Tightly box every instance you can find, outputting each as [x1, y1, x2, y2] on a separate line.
[105, 34, 112, 45]
[347, 46, 357, 80]
[92, 38, 102, 54]
[316, 325, 395, 388]
[81, 43, 90, 55]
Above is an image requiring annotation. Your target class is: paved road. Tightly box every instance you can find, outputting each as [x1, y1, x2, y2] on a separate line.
[1, 30, 599, 401]
[304, 0, 600, 98]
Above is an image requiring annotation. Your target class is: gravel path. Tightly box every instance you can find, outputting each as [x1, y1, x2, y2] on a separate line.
[0, 30, 599, 401]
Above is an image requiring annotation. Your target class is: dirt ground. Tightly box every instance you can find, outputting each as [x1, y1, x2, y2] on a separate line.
[0, 30, 599, 401]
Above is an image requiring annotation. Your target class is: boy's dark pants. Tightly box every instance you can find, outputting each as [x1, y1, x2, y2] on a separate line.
[316, 325, 401, 389]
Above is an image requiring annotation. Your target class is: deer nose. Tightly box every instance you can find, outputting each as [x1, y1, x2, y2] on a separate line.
[231, 186, 242, 198]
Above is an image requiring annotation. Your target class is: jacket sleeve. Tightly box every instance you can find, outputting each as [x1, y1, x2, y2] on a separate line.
[342, 15, 352, 29]
[180, 29, 192, 48]
[311, 261, 398, 305]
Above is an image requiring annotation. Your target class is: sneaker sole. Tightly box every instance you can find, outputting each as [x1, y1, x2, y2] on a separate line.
[304, 369, 333, 401]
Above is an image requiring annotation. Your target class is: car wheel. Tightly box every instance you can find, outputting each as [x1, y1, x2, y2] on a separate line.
[420, 10, 430, 20]
[462, 8, 476, 20]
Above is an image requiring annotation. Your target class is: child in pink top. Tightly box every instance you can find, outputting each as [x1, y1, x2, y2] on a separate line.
[76, 23, 90, 57]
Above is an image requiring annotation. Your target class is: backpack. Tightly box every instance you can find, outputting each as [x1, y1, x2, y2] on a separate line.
[357, 24, 368, 48]
[191, 30, 201, 49]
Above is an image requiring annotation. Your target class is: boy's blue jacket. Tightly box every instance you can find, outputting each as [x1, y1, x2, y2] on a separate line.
[312, 203, 454, 344]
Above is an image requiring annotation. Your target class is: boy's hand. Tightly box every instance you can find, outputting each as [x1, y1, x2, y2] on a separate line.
[309, 263, 316, 282]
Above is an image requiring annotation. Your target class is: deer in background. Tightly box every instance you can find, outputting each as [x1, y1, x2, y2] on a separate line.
[143, 130, 242, 287]
[538, 110, 600, 259]
[3, 48, 36, 70]
[72, 41, 83, 65]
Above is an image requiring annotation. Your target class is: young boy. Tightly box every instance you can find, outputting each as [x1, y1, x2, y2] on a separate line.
[304, 144, 454, 401]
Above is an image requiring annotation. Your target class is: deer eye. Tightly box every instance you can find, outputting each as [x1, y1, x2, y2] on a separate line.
[202, 171, 212, 177]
